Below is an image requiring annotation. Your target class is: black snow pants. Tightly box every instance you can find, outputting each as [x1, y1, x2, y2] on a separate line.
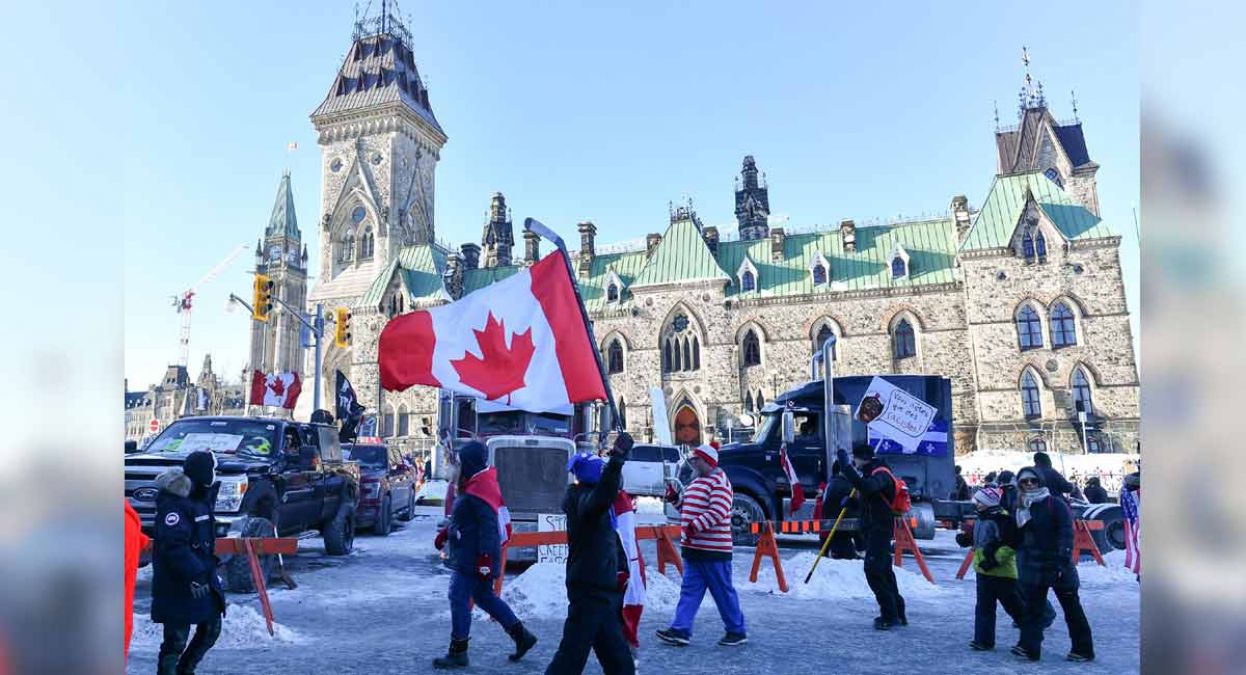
[544, 587, 634, 675]
[973, 575, 1026, 648]
[863, 532, 905, 623]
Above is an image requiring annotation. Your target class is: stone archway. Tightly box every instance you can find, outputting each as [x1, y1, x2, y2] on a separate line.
[674, 405, 702, 447]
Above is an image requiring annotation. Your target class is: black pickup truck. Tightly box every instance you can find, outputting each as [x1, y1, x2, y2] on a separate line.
[125, 416, 360, 590]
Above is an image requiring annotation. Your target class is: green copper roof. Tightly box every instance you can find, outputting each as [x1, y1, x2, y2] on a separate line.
[580, 250, 650, 312]
[357, 244, 448, 308]
[960, 171, 1114, 251]
[629, 218, 730, 288]
[265, 172, 301, 240]
[463, 265, 520, 294]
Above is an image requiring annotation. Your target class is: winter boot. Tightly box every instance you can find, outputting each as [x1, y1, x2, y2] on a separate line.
[157, 653, 181, 675]
[433, 638, 470, 669]
[506, 622, 538, 661]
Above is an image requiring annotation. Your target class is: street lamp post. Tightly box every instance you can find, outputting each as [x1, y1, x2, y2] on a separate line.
[230, 294, 328, 418]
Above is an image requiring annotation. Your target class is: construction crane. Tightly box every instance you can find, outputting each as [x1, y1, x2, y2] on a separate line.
[172, 244, 248, 367]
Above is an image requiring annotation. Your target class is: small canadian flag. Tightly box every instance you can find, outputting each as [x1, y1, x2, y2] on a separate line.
[379, 253, 606, 411]
[250, 370, 302, 409]
[780, 442, 806, 515]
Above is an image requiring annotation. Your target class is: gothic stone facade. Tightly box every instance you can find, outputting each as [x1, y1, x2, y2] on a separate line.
[297, 21, 1139, 456]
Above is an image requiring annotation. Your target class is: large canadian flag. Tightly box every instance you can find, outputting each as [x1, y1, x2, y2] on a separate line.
[250, 370, 302, 409]
[379, 253, 607, 411]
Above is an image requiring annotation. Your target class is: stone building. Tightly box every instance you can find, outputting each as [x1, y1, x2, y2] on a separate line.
[249, 171, 309, 388]
[124, 356, 247, 440]
[302, 13, 1139, 455]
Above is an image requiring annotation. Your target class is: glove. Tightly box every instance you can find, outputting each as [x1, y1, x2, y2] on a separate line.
[955, 532, 972, 548]
[476, 554, 493, 580]
[609, 432, 634, 459]
[189, 580, 211, 600]
[835, 449, 850, 470]
[684, 520, 699, 538]
[616, 570, 630, 593]
[664, 481, 681, 503]
[434, 527, 448, 551]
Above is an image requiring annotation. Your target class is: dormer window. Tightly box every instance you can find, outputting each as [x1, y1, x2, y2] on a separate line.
[1044, 167, 1063, 188]
[1022, 227, 1047, 264]
[809, 250, 830, 286]
[891, 256, 907, 279]
[736, 257, 759, 294]
[812, 264, 827, 285]
[607, 283, 619, 302]
[605, 270, 623, 304]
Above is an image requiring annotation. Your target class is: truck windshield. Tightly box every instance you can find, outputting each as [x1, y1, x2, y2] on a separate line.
[751, 413, 777, 444]
[344, 445, 387, 468]
[145, 419, 280, 460]
[478, 411, 571, 437]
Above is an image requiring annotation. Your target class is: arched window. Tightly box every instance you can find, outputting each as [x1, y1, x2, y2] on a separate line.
[662, 340, 672, 373]
[1021, 371, 1042, 419]
[661, 311, 700, 374]
[1016, 305, 1043, 350]
[892, 319, 916, 359]
[338, 231, 355, 262]
[1028, 437, 1047, 454]
[814, 323, 838, 361]
[1071, 367, 1093, 414]
[692, 336, 700, 370]
[398, 405, 410, 436]
[382, 409, 395, 437]
[672, 337, 682, 371]
[756, 391, 765, 409]
[891, 257, 907, 278]
[1086, 434, 1102, 454]
[812, 263, 827, 285]
[617, 397, 627, 428]
[607, 339, 624, 374]
[742, 330, 761, 367]
[360, 226, 375, 259]
[744, 391, 754, 413]
[741, 270, 756, 292]
[1022, 231, 1036, 262]
[1051, 302, 1077, 347]
[606, 283, 619, 302]
[683, 337, 691, 369]
[1035, 232, 1048, 261]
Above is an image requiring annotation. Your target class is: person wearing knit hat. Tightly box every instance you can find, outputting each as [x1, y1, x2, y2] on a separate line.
[966, 486, 1026, 652]
[1013, 467, 1095, 662]
[836, 442, 907, 630]
[655, 440, 747, 647]
[151, 451, 225, 675]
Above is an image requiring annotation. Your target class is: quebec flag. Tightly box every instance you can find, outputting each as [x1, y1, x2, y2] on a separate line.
[870, 419, 949, 457]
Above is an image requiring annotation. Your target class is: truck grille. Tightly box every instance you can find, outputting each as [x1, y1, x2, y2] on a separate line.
[493, 445, 569, 515]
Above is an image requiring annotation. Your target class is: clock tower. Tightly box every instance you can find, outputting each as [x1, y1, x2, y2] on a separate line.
[249, 171, 308, 382]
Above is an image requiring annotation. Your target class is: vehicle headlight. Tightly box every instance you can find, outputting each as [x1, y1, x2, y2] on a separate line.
[363, 481, 381, 499]
[214, 475, 248, 513]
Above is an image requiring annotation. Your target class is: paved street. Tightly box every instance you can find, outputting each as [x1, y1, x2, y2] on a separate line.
[128, 506, 1139, 674]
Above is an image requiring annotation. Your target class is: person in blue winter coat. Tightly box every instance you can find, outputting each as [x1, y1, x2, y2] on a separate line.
[432, 441, 537, 669]
[151, 450, 226, 675]
[1012, 466, 1095, 663]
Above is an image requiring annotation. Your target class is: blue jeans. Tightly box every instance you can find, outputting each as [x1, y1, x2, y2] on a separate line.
[448, 570, 519, 640]
[669, 559, 746, 636]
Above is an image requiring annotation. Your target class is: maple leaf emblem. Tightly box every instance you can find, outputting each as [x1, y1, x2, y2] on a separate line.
[452, 312, 535, 402]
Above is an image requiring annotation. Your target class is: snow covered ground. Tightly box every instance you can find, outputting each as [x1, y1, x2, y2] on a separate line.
[127, 508, 1139, 674]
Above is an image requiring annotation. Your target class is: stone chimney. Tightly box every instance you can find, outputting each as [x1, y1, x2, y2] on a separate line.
[577, 221, 597, 276]
[523, 229, 541, 265]
[645, 233, 663, 258]
[951, 195, 971, 242]
[459, 242, 481, 271]
[769, 227, 786, 262]
[840, 219, 856, 252]
[702, 226, 719, 256]
[443, 253, 464, 299]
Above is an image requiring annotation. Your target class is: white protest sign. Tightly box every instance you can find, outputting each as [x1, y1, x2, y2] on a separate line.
[854, 376, 937, 454]
[537, 513, 568, 564]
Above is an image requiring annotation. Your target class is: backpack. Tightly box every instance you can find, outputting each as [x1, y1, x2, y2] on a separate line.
[870, 466, 912, 515]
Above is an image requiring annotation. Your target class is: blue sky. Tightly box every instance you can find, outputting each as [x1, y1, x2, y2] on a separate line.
[97, 1, 1137, 388]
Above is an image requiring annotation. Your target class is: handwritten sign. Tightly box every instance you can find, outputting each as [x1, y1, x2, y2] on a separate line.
[537, 513, 568, 564]
[855, 377, 937, 454]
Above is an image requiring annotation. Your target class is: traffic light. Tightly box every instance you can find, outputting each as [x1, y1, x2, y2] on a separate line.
[252, 273, 274, 322]
[334, 306, 352, 348]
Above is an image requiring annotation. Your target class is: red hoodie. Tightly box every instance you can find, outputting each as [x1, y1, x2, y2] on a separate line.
[124, 500, 150, 663]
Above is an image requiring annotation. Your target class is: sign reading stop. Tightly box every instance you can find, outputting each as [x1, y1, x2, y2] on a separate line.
[149, 419, 160, 434]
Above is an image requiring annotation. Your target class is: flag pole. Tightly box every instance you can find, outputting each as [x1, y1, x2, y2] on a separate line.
[523, 218, 621, 433]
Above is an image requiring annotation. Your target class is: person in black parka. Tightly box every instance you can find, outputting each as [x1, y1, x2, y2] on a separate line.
[1013, 467, 1095, 663]
[1033, 452, 1082, 501]
[152, 450, 226, 675]
[837, 443, 907, 630]
[544, 433, 635, 675]
[822, 461, 862, 559]
[1083, 477, 1109, 504]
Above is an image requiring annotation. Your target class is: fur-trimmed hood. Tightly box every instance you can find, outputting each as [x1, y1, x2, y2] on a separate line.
[155, 467, 193, 498]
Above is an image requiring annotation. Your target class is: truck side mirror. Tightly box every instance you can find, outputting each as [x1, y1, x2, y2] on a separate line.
[782, 411, 795, 444]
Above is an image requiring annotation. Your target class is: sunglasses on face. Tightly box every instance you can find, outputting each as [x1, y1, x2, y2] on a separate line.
[1019, 478, 1039, 486]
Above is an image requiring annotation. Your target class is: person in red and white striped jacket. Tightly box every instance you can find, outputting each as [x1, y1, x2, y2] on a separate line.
[656, 443, 748, 647]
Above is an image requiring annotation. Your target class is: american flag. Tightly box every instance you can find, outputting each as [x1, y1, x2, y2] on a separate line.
[1120, 487, 1141, 575]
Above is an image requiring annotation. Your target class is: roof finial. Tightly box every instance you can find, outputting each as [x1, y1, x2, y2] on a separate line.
[1020, 45, 1038, 109]
[993, 100, 1000, 131]
[1071, 90, 1080, 122]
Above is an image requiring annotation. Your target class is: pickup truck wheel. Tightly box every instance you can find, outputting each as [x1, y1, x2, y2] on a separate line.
[730, 493, 767, 547]
[373, 495, 393, 537]
[399, 489, 416, 522]
[322, 502, 356, 556]
[1099, 509, 1126, 552]
[223, 516, 276, 593]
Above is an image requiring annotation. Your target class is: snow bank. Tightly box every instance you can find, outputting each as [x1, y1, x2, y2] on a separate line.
[130, 604, 304, 651]
[742, 552, 945, 600]
[498, 562, 684, 619]
[1078, 550, 1141, 589]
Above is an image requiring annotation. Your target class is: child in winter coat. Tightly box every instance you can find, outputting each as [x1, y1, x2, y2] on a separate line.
[962, 487, 1027, 651]
[432, 441, 536, 669]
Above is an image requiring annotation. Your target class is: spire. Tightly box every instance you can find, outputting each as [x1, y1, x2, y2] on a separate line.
[1017, 46, 1045, 113]
[1071, 90, 1080, 122]
[266, 171, 301, 240]
[480, 192, 513, 268]
[734, 155, 770, 241]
